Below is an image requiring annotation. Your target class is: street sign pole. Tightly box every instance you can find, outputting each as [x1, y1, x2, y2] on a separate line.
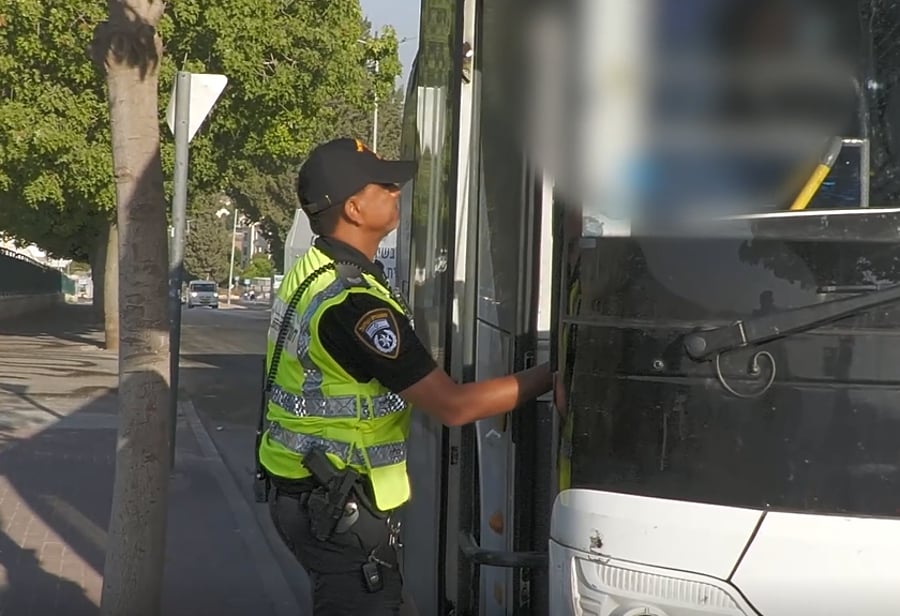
[164, 70, 228, 469]
[168, 70, 191, 468]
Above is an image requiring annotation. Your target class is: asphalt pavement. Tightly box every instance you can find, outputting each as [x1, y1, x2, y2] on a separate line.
[179, 301, 270, 426]
[0, 301, 310, 615]
[176, 302, 314, 610]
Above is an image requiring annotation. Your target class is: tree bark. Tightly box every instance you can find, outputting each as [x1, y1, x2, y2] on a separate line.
[90, 228, 107, 320]
[92, 2, 171, 615]
[103, 222, 120, 351]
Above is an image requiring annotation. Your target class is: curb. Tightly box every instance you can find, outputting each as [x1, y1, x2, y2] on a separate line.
[180, 400, 300, 616]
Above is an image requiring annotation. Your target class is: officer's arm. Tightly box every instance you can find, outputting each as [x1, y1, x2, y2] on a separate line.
[398, 363, 553, 427]
[318, 294, 553, 427]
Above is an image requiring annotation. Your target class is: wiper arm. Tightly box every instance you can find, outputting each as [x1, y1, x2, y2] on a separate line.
[684, 283, 900, 361]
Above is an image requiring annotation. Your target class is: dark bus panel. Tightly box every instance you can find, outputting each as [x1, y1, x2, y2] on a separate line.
[563, 221, 900, 517]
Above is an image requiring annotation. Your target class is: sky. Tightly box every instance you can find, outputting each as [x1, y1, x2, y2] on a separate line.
[360, 0, 421, 88]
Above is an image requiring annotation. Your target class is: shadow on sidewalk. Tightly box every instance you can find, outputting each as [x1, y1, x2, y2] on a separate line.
[0, 389, 118, 615]
[0, 302, 104, 348]
[0, 514, 99, 616]
[0, 383, 65, 420]
[0, 368, 282, 615]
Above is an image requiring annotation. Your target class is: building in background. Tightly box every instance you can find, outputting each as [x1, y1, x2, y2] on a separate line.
[234, 219, 270, 267]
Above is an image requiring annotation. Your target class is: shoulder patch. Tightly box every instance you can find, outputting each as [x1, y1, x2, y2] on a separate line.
[354, 308, 401, 359]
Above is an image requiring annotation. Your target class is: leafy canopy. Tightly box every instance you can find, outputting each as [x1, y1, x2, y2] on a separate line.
[0, 0, 402, 261]
[0, 2, 114, 258]
[241, 253, 275, 280]
[183, 193, 232, 284]
[160, 0, 402, 177]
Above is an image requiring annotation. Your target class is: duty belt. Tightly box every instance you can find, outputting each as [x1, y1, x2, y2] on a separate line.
[268, 384, 406, 419]
[267, 423, 407, 468]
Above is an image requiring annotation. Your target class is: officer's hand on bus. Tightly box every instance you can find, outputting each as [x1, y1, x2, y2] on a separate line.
[399, 362, 554, 427]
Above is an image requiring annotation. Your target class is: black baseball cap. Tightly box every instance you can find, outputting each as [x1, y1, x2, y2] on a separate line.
[296, 138, 417, 215]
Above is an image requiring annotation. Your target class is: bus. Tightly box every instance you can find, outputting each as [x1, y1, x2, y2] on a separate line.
[392, 0, 900, 614]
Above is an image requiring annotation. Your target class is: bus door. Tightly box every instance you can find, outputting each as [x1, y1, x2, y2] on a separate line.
[399, 0, 559, 613]
[448, 1, 557, 614]
[396, 0, 462, 614]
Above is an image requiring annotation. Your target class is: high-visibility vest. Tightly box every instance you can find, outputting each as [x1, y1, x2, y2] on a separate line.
[258, 246, 413, 511]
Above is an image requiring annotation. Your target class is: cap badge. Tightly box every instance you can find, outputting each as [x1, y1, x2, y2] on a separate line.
[354, 138, 382, 159]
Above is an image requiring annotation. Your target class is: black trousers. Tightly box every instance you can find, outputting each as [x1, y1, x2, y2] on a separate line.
[269, 487, 418, 615]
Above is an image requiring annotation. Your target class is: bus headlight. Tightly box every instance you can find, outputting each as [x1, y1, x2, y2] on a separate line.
[550, 540, 754, 616]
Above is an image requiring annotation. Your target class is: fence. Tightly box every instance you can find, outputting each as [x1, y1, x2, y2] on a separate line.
[0, 247, 63, 296]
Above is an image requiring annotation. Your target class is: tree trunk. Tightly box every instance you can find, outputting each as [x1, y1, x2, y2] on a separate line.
[104, 222, 119, 351]
[90, 220, 121, 349]
[103, 223, 119, 351]
[92, 3, 171, 615]
[90, 229, 106, 321]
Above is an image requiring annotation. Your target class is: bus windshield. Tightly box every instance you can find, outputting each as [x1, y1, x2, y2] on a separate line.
[560, 222, 900, 516]
[543, 1, 900, 235]
[556, 2, 900, 517]
[190, 283, 217, 293]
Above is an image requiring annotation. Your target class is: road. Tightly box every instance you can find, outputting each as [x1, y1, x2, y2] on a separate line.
[175, 302, 313, 610]
[179, 302, 269, 427]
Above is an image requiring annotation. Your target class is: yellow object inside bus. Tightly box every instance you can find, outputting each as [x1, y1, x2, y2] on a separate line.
[788, 137, 844, 211]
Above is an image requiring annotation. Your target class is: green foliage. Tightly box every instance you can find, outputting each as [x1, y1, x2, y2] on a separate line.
[378, 88, 406, 160]
[0, 1, 114, 258]
[183, 193, 231, 283]
[161, 1, 402, 173]
[241, 253, 274, 280]
[359, 28, 403, 115]
[0, 0, 403, 263]
[230, 166, 296, 272]
[161, 2, 405, 265]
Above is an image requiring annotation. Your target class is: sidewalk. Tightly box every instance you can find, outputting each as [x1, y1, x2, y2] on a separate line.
[0, 304, 300, 615]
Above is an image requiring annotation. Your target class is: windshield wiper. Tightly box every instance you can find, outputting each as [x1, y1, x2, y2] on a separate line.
[684, 283, 900, 361]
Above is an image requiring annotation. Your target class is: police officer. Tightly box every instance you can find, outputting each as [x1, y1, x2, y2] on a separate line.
[259, 137, 554, 615]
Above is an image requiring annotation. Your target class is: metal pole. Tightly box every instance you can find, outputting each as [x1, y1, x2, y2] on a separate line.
[373, 59, 380, 153]
[227, 207, 238, 305]
[168, 71, 191, 468]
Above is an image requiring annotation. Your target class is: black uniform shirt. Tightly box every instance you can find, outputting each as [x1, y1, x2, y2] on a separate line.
[315, 236, 436, 393]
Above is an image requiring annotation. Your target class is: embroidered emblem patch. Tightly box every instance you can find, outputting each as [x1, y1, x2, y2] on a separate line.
[354, 138, 381, 159]
[355, 308, 400, 359]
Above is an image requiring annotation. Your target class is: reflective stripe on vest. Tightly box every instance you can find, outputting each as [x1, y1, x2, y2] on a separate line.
[267, 423, 407, 468]
[269, 384, 407, 419]
[258, 246, 414, 511]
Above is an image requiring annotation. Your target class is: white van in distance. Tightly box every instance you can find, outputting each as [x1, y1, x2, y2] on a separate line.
[186, 280, 219, 309]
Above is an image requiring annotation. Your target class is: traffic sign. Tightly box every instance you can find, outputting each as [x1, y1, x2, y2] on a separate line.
[165, 73, 228, 143]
